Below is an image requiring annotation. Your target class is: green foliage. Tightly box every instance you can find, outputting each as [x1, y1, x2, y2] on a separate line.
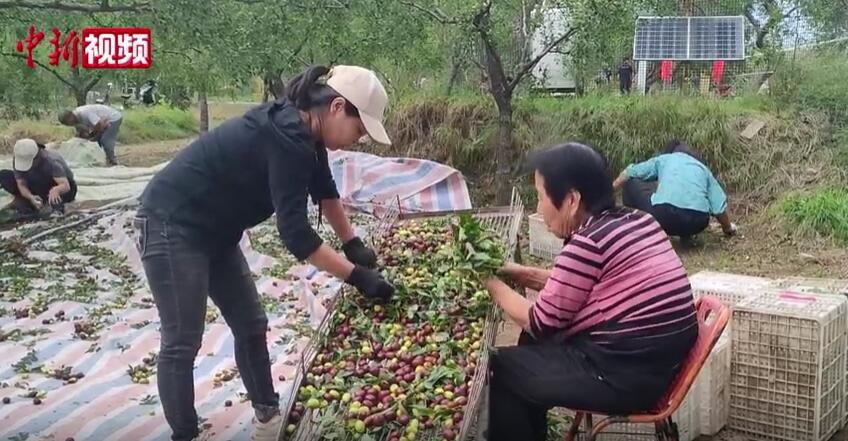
[0, 61, 55, 119]
[516, 94, 763, 172]
[118, 106, 198, 144]
[382, 91, 845, 207]
[772, 51, 848, 125]
[779, 188, 848, 243]
[802, 0, 848, 36]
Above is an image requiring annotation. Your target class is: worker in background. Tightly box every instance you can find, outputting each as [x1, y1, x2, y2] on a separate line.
[58, 104, 123, 166]
[0, 139, 76, 219]
[618, 57, 634, 95]
[136, 65, 394, 441]
[614, 139, 737, 246]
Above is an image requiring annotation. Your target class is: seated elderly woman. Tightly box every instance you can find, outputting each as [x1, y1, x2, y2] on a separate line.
[485, 143, 697, 441]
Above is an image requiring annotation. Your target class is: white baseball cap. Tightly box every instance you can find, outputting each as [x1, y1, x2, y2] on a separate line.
[13, 139, 39, 172]
[326, 65, 392, 145]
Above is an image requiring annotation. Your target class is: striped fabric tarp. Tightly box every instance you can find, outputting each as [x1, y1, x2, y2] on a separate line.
[328, 150, 472, 214]
[0, 211, 349, 441]
[1, 146, 473, 215]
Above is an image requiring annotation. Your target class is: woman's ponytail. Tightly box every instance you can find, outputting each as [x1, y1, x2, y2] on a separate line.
[286, 65, 331, 110]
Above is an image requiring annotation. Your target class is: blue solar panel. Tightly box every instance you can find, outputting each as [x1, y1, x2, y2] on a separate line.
[634, 16, 745, 61]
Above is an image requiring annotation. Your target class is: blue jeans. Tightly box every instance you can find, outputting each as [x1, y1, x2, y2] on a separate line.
[134, 207, 278, 441]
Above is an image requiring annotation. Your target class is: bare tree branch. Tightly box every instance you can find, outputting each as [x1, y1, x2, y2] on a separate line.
[509, 27, 576, 91]
[0, 0, 151, 12]
[782, 5, 799, 19]
[289, 1, 348, 10]
[398, 0, 458, 24]
[84, 70, 103, 90]
[0, 51, 75, 88]
[160, 49, 193, 62]
[471, 58, 486, 73]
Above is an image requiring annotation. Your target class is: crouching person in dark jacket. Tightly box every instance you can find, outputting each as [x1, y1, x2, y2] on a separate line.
[0, 138, 76, 220]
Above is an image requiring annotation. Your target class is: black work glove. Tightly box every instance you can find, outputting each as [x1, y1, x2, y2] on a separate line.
[342, 237, 378, 269]
[347, 265, 394, 301]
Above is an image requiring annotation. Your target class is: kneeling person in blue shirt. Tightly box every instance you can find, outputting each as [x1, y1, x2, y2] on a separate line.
[614, 139, 737, 243]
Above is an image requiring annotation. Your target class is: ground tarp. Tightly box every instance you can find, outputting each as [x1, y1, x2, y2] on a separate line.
[2, 139, 472, 215]
[0, 210, 366, 441]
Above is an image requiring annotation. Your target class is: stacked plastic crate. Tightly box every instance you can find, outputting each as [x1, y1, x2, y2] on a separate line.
[688, 271, 774, 307]
[774, 277, 848, 424]
[688, 271, 774, 436]
[730, 290, 848, 441]
[528, 213, 563, 260]
[694, 329, 731, 436]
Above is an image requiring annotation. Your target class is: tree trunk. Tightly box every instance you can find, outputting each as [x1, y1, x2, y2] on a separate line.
[494, 98, 514, 205]
[199, 90, 209, 133]
[264, 70, 286, 102]
[446, 59, 463, 95]
[74, 88, 87, 106]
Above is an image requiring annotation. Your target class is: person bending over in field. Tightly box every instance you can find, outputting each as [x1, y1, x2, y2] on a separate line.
[484, 142, 697, 441]
[614, 139, 737, 246]
[136, 65, 394, 441]
[58, 104, 123, 166]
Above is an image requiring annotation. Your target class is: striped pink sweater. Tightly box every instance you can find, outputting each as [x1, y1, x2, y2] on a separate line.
[529, 208, 697, 352]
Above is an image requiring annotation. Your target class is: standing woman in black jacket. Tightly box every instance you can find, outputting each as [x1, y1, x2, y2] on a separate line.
[135, 65, 394, 441]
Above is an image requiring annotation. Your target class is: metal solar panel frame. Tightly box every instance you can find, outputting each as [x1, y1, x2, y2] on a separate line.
[633, 16, 746, 61]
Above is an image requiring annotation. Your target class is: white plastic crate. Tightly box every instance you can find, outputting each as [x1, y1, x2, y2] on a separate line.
[729, 290, 848, 441]
[695, 328, 731, 436]
[774, 277, 848, 296]
[774, 277, 848, 423]
[528, 213, 563, 260]
[689, 271, 774, 308]
[570, 387, 701, 441]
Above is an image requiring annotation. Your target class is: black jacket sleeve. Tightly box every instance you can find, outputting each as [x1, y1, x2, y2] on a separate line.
[266, 145, 324, 261]
[308, 145, 340, 204]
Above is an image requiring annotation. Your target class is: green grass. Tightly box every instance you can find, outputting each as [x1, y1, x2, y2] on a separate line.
[1, 106, 197, 154]
[118, 106, 198, 144]
[835, 126, 848, 169]
[779, 187, 848, 243]
[773, 51, 848, 125]
[514, 94, 769, 174]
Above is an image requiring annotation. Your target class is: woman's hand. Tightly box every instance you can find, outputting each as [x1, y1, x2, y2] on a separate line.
[613, 172, 629, 189]
[342, 237, 378, 268]
[29, 195, 43, 210]
[498, 262, 529, 285]
[498, 263, 550, 291]
[48, 187, 63, 205]
[485, 276, 532, 330]
[485, 276, 502, 293]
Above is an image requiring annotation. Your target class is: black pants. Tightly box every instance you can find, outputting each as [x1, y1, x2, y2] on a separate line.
[620, 79, 632, 94]
[0, 169, 77, 212]
[622, 179, 709, 238]
[134, 208, 278, 441]
[488, 333, 674, 441]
